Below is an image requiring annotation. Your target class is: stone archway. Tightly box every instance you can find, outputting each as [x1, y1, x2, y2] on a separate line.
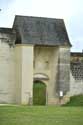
[33, 80, 46, 105]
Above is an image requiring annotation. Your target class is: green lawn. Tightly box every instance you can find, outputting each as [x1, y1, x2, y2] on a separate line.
[0, 105, 83, 125]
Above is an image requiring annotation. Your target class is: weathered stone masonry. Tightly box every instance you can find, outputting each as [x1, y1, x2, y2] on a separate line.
[69, 53, 83, 96]
[0, 29, 16, 103]
[0, 15, 82, 105]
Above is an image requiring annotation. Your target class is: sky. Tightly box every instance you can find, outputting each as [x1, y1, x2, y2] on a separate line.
[0, 0, 83, 52]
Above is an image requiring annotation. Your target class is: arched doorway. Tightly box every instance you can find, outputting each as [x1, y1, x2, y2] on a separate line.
[33, 80, 46, 105]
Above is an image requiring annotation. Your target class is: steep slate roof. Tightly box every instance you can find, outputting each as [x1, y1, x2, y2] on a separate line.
[13, 15, 71, 46]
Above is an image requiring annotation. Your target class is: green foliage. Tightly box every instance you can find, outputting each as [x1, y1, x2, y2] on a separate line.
[33, 81, 46, 105]
[64, 95, 83, 106]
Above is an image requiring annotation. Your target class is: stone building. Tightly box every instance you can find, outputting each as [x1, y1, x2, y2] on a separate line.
[0, 15, 82, 105]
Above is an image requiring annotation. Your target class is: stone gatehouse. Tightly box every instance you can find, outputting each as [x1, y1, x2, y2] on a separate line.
[0, 15, 83, 105]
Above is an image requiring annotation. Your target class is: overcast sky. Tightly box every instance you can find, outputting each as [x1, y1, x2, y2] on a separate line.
[0, 0, 83, 52]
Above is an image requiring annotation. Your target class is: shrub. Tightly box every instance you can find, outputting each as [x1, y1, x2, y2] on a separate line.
[64, 95, 83, 106]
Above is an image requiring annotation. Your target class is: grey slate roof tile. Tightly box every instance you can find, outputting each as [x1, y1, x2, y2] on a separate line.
[13, 15, 71, 46]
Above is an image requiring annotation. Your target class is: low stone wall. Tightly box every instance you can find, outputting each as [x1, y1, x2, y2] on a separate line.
[69, 60, 83, 96]
[69, 72, 83, 96]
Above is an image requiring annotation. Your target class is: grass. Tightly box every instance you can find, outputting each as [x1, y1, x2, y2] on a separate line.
[64, 95, 83, 106]
[0, 105, 83, 125]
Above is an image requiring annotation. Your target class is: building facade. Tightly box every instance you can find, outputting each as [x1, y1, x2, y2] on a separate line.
[0, 15, 82, 105]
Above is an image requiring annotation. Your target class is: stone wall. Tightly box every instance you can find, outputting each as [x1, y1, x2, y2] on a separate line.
[34, 46, 70, 105]
[15, 45, 22, 104]
[0, 32, 71, 105]
[21, 45, 33, 105]
[58, 47, 70, 95]
[69, 55, 83, 96]
[15, 45, 33, 104]
[69, 72, 83, 96]
[34, 46, 59, 104]
[0, 32, 15, 103]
